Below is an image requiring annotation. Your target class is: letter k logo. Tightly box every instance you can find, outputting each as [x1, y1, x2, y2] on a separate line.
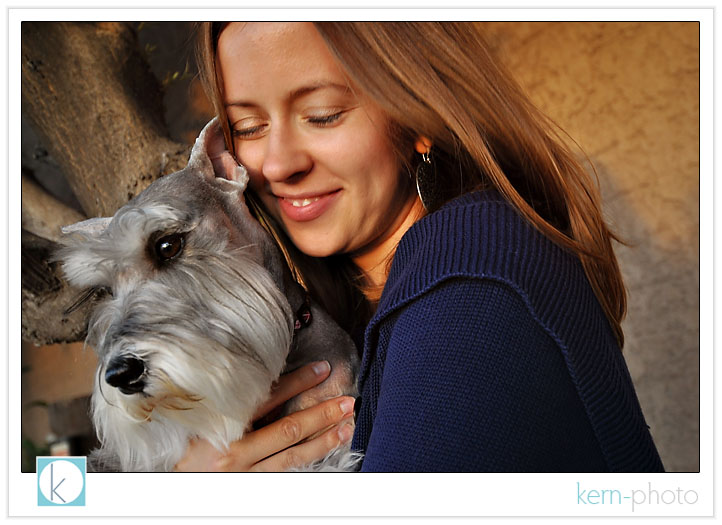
[49, 463, 66, 503]
[37, 457, 86, 506]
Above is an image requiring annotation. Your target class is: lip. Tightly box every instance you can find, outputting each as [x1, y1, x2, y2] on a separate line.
[276, 190, 341, 222]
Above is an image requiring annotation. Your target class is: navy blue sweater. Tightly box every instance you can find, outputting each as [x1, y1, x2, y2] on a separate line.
[350, 191, 664, 472]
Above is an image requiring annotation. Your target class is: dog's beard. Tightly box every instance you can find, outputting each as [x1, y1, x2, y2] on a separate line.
[88, 249, 294, 472]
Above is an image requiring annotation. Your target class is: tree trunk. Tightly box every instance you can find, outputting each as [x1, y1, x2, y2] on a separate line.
[21, 22, 192, 345]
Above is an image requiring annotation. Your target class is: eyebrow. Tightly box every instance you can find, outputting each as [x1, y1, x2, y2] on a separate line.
[225, 82, 351, 108]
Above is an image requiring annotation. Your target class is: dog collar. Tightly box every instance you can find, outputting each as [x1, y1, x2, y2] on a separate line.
[294, 295, 312, 333]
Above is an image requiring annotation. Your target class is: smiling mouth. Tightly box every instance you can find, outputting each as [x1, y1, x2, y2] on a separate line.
[276, 190, 341, 222]
[285, 196, 321, 208]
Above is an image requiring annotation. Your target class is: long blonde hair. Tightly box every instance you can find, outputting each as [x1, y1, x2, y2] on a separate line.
[197, 22, 627, 346]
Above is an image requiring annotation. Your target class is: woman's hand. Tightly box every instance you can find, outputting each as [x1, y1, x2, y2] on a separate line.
[174, 361, 356, 472]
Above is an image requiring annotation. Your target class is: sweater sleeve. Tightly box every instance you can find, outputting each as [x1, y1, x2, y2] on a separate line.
[359, 277, 608, 472]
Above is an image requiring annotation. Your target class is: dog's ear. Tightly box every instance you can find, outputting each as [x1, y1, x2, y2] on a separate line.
[189, 117, 249, 193]
[60, 217, 112, 237]
[56, 217, 114, 288]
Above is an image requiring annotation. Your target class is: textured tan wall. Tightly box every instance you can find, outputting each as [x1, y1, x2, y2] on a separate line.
[484, 22, 700, 472]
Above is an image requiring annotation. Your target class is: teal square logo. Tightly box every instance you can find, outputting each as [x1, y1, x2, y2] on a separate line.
[37, 457, 86, 506]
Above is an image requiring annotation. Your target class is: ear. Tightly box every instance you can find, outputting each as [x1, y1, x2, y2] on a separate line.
[414, 136, 432, 155]
[56, 217, 114, 288]
[188, 117, 249, 192]
[60, 216, 112, 237]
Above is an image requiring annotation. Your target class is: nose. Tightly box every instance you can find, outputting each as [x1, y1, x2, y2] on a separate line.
[105, 355, 146, 395]
[261, 124, 312, 183]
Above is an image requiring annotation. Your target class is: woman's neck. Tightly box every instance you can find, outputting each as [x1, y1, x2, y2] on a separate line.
[352, 196, 425, 297]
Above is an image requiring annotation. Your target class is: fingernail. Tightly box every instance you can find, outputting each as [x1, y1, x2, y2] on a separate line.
[312, 360, 330, 376]
[337, 422, 353, 443]
[340, 397, 354, 416]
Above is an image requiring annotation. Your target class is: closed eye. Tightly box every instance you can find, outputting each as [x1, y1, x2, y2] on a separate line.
[306, 112, 343, 126]
[232, 124, 267, 139]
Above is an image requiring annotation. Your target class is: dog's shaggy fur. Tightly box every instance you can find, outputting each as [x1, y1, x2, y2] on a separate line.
[58, 118, 360, 472]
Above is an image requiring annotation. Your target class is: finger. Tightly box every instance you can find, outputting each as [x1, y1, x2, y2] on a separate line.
[244, 395, 355, 460]
[253, 360, 331, 421]
[250, 418, 355, 472]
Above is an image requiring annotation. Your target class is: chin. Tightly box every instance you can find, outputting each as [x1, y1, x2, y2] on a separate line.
[279, 224, 339, 258]
[295, 241, 336, 258]
[293, 232, 350, 258]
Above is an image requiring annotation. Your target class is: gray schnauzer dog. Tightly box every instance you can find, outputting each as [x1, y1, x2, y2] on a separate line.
[57, 118, 360, 472]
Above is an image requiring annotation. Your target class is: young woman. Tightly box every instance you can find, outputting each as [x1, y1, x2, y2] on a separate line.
[175, 21, 664, 472]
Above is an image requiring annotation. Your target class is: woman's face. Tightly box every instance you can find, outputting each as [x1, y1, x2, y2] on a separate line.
[216, 22, 416, 258]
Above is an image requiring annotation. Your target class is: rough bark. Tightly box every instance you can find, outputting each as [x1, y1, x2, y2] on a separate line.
[21, 230, 97, 344]
[21, 22, 191, 216]
[21, 22, 192, 344]
[21, 173, 85, 242]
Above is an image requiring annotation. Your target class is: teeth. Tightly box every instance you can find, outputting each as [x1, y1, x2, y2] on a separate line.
[289, 197, 320, 208]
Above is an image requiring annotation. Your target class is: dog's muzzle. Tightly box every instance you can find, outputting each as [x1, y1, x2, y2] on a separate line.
[105, 355, 146, 395]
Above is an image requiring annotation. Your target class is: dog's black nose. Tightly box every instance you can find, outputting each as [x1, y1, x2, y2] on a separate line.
[105, 356, 146, 394]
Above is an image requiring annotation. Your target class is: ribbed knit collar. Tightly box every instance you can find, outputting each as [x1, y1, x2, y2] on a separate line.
[374, 190, 532, 327]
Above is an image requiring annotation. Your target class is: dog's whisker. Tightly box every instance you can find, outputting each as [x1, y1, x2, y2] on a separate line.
[228, 242, 257, 253]
[95, 364, 117, 409]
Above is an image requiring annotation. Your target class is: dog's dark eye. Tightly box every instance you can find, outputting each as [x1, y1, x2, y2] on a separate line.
[154, 233, 184, 261]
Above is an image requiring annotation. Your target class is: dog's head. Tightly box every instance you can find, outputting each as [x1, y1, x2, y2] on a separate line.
[58, 118, 295, 470]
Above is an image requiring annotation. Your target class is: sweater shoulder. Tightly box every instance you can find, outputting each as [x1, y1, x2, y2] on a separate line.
[377, 191, 595, 339]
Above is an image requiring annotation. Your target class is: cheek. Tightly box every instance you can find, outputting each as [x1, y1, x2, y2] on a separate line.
[354, 118, 399, 178]
[323, 126, 398, 189]
[234, 141, 265, 189]
[357, 139, 402, 195]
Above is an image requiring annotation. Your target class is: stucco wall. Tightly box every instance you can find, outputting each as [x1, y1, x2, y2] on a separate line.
[484, 22, 700, 472]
